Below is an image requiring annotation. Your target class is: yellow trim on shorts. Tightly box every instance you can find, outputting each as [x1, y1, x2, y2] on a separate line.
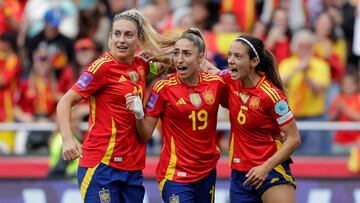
[80, 163, 100, 200]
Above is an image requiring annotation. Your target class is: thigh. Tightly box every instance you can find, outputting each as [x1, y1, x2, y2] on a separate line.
[229, 170, 261, 203]
[77, 163, 120, 203]
[120, 171, 145, 203]
[161, 179, 195, 203]
[194, 169, 216, 203]
[261, 184, 295, 203]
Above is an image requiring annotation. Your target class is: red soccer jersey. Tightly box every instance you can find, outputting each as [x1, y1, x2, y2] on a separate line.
[72, 52, 149, 170]
[220, 70, 294, 171]
[146, 72, 227, 183]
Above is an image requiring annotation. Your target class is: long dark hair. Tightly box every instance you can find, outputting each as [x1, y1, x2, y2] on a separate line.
[235, 35, 285, 93]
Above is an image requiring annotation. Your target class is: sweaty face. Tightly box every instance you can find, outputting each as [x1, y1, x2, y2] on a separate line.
[173, 39, 203, 84]
[108, 19, 140, 64]
[227, 41, 253, 81]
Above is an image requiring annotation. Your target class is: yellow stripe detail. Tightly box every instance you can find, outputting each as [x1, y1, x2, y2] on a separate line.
[165, 136, 177, 180]
[275, 140, 282, 150]
[88, 58, 107, 72]
[203, 75, 225, 83]
[256, 76, 266, 88]
[203, 78, 225, 83]
[274, 164, 297, 187]
[260, 86, 276, 103]
[270, 177, 280, 184]
[158, 178, 167, 194]
[80, 163, 100, 200]
[89, 59, 112, 74]
[263, 81, 281, 100]
[89, 96, 96, 132]
[228, 133, 234, 167]
[154, 80, 178, 92]
[101, 118, 117, 165]
[154, 77, 177, 91]
[261, 84, 279, 102]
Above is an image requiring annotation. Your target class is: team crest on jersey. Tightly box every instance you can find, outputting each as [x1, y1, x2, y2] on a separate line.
[274, 100, 289, 116]
[98, 188, 111, 203]
[190, 93, 202, 107]
[203, 91, 214, 105]
[129, 71, 138, 83]
[239, 92, 249, 104]
[249, 96, 260, 110]
[169, 195, 180, 203]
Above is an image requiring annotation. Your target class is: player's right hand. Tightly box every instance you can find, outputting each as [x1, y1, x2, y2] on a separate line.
[62, 139, 82, 161]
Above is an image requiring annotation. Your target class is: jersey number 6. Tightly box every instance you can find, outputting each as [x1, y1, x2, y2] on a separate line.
[237, 105, 248, 125]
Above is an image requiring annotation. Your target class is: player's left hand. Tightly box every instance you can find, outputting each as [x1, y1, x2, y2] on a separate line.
[243, 164, 271, 190]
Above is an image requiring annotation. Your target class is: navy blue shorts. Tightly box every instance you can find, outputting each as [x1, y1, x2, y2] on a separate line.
[230, 161, 296, 203]
[77, 162, 144, 203]
[160, 169, 216, 203]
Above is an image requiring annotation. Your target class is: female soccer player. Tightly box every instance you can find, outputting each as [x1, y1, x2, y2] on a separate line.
[125, 28, 227, 203]
[56, 9, 172, 203]
[220, 35, 301, 203]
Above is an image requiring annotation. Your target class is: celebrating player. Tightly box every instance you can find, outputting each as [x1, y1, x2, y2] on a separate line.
[220, 35, 301, 203]
[57, 9, 173, 203]
[125, 28, 227, 203]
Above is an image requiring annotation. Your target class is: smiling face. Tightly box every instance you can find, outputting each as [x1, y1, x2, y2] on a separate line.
[173, 38, 204, 85]
[108, 19, 140, 64]
[227, 41, 258, 81]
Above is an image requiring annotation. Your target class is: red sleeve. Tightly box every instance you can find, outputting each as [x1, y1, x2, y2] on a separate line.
[71, 59, 107, 99]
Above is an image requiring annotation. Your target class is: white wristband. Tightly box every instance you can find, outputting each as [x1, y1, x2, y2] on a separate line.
[133, 96, 144, 119]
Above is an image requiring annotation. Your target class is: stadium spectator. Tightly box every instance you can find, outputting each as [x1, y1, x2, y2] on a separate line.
[25, 7, 74, 65]
[76, 0, 111, 51]
[328, 71, 360, 154]
[57, 9, 174, 203]
[125, 28, 227, 203]
[221, 35, 300, 203]
[14, 43, 60, 154]
[0, 32, 21, 154]
[264, 8, 291, 64]
[279, 29, 331, 154]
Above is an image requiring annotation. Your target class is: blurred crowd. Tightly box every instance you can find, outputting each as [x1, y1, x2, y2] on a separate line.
[1, 0, 360, 162]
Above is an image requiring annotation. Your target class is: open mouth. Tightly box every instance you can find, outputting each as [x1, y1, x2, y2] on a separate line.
[177, 66, 188, 72]
[116, 45, 128, 52]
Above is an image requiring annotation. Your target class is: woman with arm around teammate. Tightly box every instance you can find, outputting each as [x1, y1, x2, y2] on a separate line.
[56, 9, 172, 203]
[220, 35, 301, 203]
[126, 28, 227, 203]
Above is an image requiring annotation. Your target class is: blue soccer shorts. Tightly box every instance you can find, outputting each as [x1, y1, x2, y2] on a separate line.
[159, 168, 217, 203]
[230, 161, 296, 203]
[77, 162, 145, 203]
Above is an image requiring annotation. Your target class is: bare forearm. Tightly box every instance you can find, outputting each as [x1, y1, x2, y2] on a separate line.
[263, 136, 300, 171]
[135, 116, 158, 143]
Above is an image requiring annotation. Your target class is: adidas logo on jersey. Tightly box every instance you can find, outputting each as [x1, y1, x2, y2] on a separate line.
[118, 75, 127, 82]
[176, 98, 186, 105]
